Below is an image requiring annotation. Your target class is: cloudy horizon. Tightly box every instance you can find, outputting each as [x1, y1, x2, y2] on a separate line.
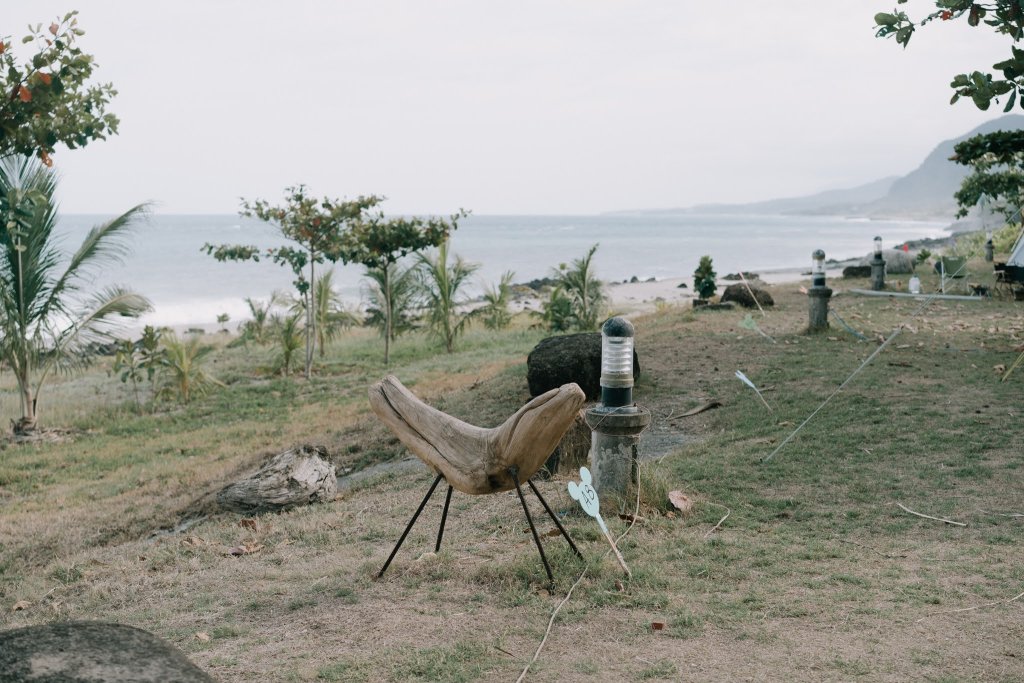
[4, 1, 1014, 215]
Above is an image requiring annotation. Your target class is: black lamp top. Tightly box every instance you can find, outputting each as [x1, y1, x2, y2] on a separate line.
[603, 316, 634, 338]
[812, 249, 825, 261]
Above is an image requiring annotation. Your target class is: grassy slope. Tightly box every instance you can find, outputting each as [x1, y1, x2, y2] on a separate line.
[1, 264, 1023, 682]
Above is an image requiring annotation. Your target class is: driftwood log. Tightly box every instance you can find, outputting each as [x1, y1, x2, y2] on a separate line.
[217, 444, 337, 513]
[368, 375, 585, 494]
[0, 622, 213, 683]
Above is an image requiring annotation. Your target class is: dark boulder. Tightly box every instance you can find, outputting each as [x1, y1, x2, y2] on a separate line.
[842, 265, 872, 278]
[719, 283, 774, 309]
[0, 621, 214, 682]
[527, 333, 640, 400]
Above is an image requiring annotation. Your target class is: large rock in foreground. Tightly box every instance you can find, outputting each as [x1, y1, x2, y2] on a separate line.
[527, 333, 639, 400]
[859, 249, 915, 274]
[217, 444, 336, 514]
[0, 622, 213, 682]
[719, 283, 775, 309]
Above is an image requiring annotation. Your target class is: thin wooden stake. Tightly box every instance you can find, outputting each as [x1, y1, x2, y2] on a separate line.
[896, 502, 967, 527]
[915, 589, 1024, 623]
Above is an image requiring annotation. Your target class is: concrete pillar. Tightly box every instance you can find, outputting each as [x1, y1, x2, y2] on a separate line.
[807, 285, 832, 333]
[870, 255, 886, 291]
[585, 407, 651, 511]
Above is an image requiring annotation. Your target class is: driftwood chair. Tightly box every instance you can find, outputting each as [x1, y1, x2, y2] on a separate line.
[369, 375, 586, 582]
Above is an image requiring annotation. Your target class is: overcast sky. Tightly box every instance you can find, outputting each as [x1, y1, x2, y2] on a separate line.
[4, 1, 1014, 214]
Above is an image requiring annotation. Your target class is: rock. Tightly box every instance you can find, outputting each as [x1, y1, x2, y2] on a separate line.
[693, 302, 735, 311]
[842, 265, 872, 278]
[217, 444, 337, 513]
[859, 249, 915, 274]
[719, 283, 775, 309]
[722, 271, 760, 281]
[629, 275, 640, 283]
[527, 333, 640, 400]
[0, 622, 213, 682]
[676, 282, 688, 289]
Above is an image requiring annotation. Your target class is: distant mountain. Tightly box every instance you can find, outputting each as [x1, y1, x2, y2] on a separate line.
[862, 115, 1024, 219]
[614, 114, 1024, 221]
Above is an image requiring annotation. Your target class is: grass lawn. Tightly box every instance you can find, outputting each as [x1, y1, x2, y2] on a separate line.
[1, 263, 1022, 682]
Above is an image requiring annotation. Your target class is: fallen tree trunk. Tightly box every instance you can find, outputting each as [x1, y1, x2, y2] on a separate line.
[217, 444, 337, 513]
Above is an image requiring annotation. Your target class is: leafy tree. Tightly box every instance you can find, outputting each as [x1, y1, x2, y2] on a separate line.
[0, 157, 150, 433]
[362, 262, 422, 344]
[337, 210, 467, 363]
[551, 244, 606, 331]
[158, 334, 223, 404]
[950, 128, 1024, 218]
[693, 255, 717, 300]
[416, 240, 480, 353]
[478, 270, 515, 330]
[112, 326, 166, 409]
[874, 1, 1024, 111]
[203, 186, 382, 378]
[0, 12, 119, 165]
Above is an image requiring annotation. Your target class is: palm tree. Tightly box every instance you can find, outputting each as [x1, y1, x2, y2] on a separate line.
[270, 311, 304, 376]
[416, 240, 479, 353]
[237, 291, 284, 345]
[0, 157, 152, 432]
[362, 261, 421, 363]
[158, 334, 223, 403]
[478, 270, 515, 330]
[554, 243, 606, 331]
[290, 270, 358, 357]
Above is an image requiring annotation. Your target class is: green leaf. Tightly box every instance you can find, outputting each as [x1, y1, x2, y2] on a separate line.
[874, 12, 898, 25]
[1005, 88, 1017, 112]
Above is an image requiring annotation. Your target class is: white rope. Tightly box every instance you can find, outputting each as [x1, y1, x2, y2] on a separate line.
[763, 262, 966, 463]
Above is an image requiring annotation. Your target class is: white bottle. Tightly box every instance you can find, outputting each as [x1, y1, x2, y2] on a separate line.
[909, 275, 921, 294]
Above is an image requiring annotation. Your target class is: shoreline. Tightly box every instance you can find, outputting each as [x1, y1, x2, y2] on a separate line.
[133, 229, 964, 333]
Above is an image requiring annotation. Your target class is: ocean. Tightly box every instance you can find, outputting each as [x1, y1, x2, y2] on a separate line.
[51, 212, 947, 328]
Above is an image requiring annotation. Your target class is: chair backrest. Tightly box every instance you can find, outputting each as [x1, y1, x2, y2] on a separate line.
[935, 256, 967, 278]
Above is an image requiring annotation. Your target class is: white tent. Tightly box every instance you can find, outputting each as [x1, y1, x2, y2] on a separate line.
[1010, 229, 1024, 267]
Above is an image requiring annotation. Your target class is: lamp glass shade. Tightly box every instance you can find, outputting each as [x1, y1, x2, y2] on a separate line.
[812, 249, 825, 275]
[873, 236, 882, 255]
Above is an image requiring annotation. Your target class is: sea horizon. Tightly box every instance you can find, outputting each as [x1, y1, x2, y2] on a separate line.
[52, 212, 951, 330]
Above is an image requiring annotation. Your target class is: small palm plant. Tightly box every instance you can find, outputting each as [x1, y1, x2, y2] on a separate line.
[478, 270, 515, 330]
[551, 243, 606, 331]
[271, 311, 304, 377]
[157, 334, 223, 403]
[0, 157, 152, 432]
[362, 261, 422, 360]
[416, 240, 480, 353]
[237, 292, 283, 345]
[290, 270, 359, 357]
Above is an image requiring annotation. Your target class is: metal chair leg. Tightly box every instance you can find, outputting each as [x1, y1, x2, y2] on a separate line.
[377, 473, 444, 578]
[509, 466, 554, 584]
[435, 484, 454, 552]
[527, 479, 582, 559]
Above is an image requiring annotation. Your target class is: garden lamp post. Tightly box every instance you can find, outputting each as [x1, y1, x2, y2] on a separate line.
[585, 317, 650, 509]
[871, 236, 886, 291]
[807, 249, 831, 333]
[985, 229, 994, 263]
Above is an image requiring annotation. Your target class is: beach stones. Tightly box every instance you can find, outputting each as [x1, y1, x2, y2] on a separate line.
[0, 621, 213, 682]
[719, 284, 774, 309]
[527, 333, 640, 400]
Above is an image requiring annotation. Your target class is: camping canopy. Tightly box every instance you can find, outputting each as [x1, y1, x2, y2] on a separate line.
[1010, 229, 1024, 267]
